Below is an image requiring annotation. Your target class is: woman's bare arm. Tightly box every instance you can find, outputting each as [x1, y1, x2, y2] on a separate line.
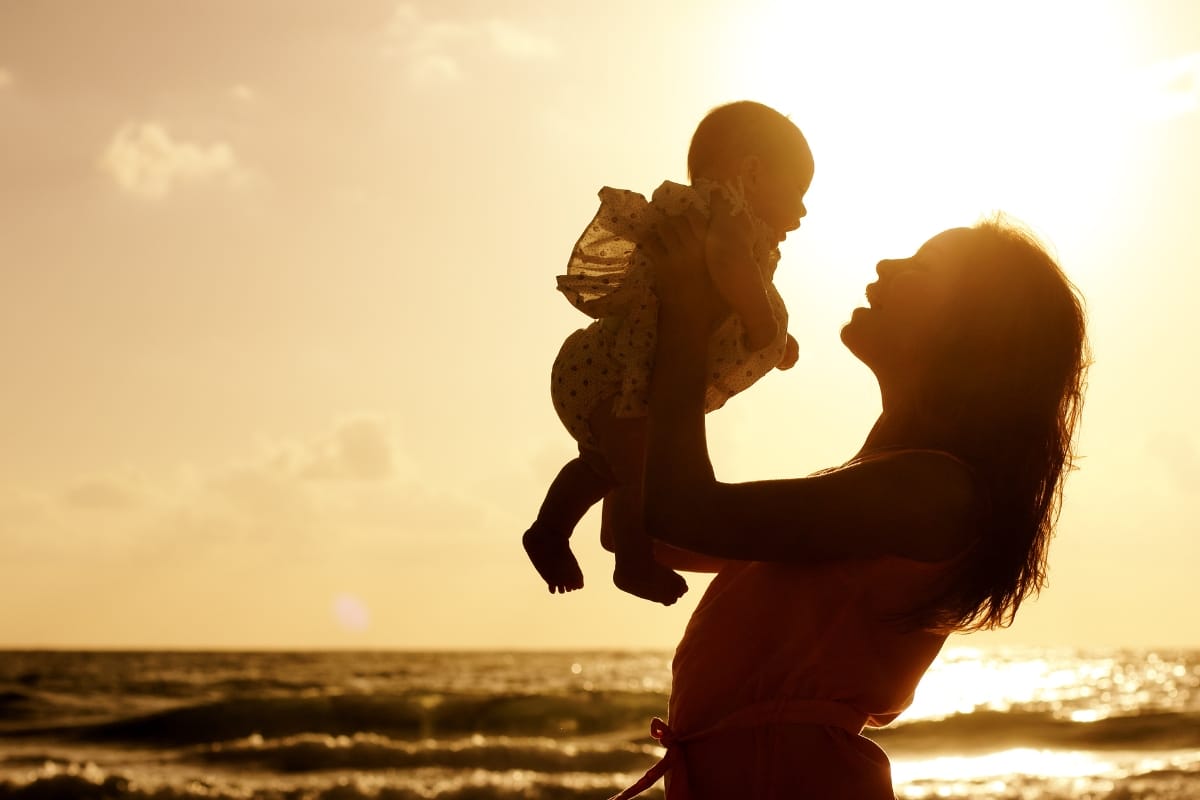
[647, 450, 975, 563]
[642, 212, 975, 564]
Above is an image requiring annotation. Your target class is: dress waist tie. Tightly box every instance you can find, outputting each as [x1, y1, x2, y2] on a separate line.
[607, 698, 870, 800]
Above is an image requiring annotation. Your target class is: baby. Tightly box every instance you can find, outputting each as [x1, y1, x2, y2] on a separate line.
[524, 100, 814, 604]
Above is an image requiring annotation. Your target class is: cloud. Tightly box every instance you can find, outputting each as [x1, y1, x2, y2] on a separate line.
[483, 20, 558, 61]
[0, 68, 12, 89]
[62, 475, 142, 510]
[290, 416, 396, 482]
[194, 419, 485, 550]
[385, 3, 556, 84]
[2, 415, 490, 564]
[99, 122, 246, 199]
[182, 416, 399, 544]
[207, 463, 315, 528]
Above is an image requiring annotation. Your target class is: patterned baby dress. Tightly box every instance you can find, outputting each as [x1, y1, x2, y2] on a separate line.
[551, 179, 789, 449]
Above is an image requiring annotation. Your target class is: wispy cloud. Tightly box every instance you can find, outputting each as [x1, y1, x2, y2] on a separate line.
[99, 122, 246, 199]
[3, 415, 485, 560]
[63, 475, 143, 510]
[268, 416, 398, 483]
[483, 19, 558, 61]
[385, 3, 556, 84]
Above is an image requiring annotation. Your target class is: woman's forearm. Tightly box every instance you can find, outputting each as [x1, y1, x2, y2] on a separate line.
[644, 298, 718, 538]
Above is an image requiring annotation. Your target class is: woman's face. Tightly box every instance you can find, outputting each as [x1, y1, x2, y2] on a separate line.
[841, 228, 971, 378]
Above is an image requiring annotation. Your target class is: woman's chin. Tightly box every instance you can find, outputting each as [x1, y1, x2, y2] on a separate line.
[839, 322, 857, 348]
[840, 309, 872, 354]
[841, 306, 869, 332]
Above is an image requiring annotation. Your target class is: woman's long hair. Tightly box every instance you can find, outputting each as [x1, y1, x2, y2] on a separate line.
[916, 218, 1090, 632]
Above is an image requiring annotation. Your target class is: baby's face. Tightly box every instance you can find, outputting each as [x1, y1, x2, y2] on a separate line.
[747, 158, 813, 243]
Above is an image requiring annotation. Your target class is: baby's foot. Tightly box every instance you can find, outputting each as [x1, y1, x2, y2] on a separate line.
[523, 523, 585, 594]
[613, 557, 688, 606]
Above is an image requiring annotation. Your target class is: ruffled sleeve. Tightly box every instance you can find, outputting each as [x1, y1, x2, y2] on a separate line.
[556, 187, 659, 319]
[556, 180, 791, 419]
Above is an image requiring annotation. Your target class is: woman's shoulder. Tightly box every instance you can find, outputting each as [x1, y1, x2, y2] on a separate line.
[845, 447, 974, 482]
[831, 449, 979, 562]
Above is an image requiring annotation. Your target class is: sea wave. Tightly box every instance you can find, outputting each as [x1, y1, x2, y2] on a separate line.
[2, 691, 667, 746]
[8, 689, 1200, 755]
[200, 732, 657, 773]
[0, 691, 38, 723]
[192, 712, 1200, 775]
[4, 762, 1200, 800]
[872, 709, 1200, 753]
[0, 762, 656, 800]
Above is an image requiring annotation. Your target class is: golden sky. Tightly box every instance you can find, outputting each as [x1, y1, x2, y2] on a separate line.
[2, 0, 1199, 649]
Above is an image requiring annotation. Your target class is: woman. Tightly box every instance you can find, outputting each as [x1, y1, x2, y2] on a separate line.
[610, 213, 1089, 798]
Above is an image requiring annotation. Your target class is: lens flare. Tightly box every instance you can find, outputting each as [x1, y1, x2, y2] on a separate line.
[332, 593, 370, 632]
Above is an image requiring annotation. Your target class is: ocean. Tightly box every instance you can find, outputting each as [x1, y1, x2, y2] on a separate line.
[0, 648, 1197, 799]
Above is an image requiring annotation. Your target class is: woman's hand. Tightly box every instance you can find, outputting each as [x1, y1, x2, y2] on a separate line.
[643, 209, 728, 328]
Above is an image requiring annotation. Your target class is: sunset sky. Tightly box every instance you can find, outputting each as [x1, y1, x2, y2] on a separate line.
[2, 0, 1198, 650]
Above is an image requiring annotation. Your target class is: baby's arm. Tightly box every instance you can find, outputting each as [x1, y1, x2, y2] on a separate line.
[777, 332, 799, 370]
[705, 191, 778, 351]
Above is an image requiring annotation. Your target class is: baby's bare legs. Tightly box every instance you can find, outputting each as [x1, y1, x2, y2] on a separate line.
[523, 455, 613, 593]
[589, 406, 688, 606]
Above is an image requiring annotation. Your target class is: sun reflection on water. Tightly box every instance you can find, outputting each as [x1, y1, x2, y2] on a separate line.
[892, 747, 1118, 784]
[904, 647, 1199, 723]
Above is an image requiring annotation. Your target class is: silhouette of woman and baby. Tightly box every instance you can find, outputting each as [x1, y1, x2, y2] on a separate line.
[522, 101, 1089, 798]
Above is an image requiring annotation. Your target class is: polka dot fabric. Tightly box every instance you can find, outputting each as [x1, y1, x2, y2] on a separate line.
[552, 180, 789, 449]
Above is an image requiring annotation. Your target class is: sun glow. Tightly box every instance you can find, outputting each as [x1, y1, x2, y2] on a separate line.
[721, 0, 1153, 293]
[902, 651, 1101, 721]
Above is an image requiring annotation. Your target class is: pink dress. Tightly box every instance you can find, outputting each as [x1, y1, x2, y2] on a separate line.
[611, 554, 959, 799]
[551, 180, 788, 450]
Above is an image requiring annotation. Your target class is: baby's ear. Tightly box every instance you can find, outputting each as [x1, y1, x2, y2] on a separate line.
[740, 155, 762, 184]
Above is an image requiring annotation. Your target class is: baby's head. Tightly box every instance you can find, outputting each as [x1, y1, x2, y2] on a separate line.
[688, 101, 814, 240]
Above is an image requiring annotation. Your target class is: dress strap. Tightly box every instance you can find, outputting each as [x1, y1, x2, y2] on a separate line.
[606, 700, 869, 799]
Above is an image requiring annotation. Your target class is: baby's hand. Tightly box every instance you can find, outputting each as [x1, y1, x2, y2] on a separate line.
[706, 188, 756, 261]
[776, 333, 799, 370]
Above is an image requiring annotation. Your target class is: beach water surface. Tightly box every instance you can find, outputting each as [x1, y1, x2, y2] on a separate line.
[1, 648, 1197, 799]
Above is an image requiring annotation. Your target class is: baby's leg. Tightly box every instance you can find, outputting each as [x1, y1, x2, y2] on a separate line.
[589, 406, 688, 606]
[523, 455, 613, 593]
